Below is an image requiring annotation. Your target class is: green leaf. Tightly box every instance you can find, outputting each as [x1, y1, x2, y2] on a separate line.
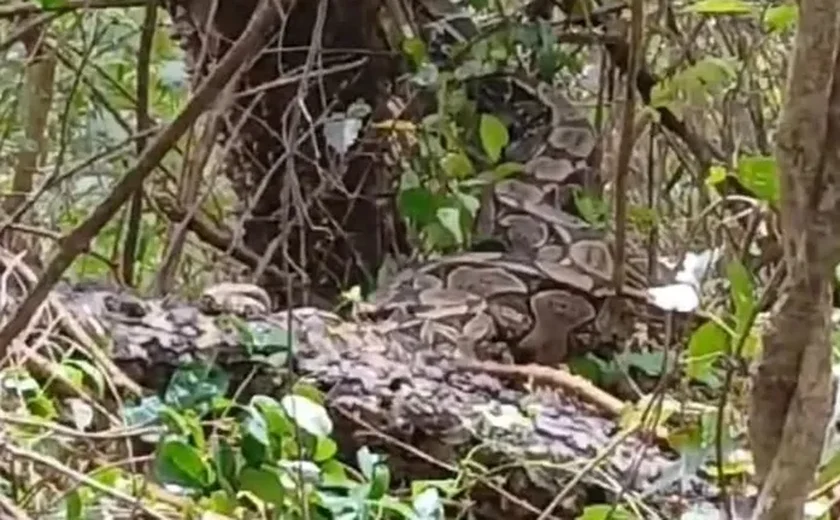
[726, 259, 756, 336]
[706, 165, 728, 187]
[27, 392, 57, 419]
[401, 37, 428, 68]
[241, 412, 271, 466]
[619, 351, 665, 377]
[479, 114, 509, 163]
[441, 152, 474, 179]
[399, 186, 439, 226]
[492, 161, 524, 179]
[321, 459, 349, 487]
[154, 438, 213, 489]
[357, 447, 390, 499]
[736, 155, 779, 204]
[685, 0, 753, 15]
[239, 467, 284, 507]
[66, 490, 83, 520]
[455, 191, 480, 218]
[281, 394, 333, 437]
[163, 363, 229, 411]
[686, 321, 728, 381]
[314, 436, 338, 462]
[39, 0, 67, 8]
[214, 439, 239, 492]
[436, 206, 464, 245]
[576, 504, 635, 519]
[764, 4, 798, 33]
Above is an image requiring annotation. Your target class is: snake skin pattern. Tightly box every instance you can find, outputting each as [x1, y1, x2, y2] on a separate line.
[360, 70, 660, 366]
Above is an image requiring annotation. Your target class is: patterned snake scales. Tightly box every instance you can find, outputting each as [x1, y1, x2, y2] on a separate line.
[358, 74, 660, 367]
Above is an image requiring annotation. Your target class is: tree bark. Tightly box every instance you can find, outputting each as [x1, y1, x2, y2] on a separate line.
[749, 2, 840, 518]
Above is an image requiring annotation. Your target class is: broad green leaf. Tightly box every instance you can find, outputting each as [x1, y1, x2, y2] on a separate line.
[281, 394, 333, 437]
[764, 4, 798, 33]
[736, 155, 780, 204]
[314, 436, 338, 462]
[251, 395, 291, 438]
[687, 321, 728, 381]
[685, 0, 752, 14]
[479, 114, 509, 163]
[154, 438, 213, 489]
[241, 412, 271, 466]
[436, 207, 464, 245]
[399, 186, 438, 226]
[239, 467, 284, 507]
[441, 152, 474, 179]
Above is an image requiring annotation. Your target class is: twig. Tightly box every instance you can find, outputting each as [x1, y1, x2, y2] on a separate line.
[0, 0, 283, 357]
[0, 0, 144, 17]
[0, 492, 31, 520]
[121, 0, 158, 286]
[453, 360, 627, 417]
[0, 440, 168, 520]
[611, 0, 644, 293]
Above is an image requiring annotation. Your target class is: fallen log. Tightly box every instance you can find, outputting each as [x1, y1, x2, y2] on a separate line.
[46, 283, 717, 519]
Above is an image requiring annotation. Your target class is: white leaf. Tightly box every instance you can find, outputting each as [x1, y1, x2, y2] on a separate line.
[281, 394, 333, 437]
[323, 115, 363, 155]
[647, 283, 700, 313]
[67, 398, 94, 431]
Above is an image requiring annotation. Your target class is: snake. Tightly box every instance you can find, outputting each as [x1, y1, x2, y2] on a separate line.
[357, 70, 665, 366]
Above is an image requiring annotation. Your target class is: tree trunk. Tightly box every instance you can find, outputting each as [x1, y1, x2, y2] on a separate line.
[748, 2, 840, 518]
[164, 0, 407, 307]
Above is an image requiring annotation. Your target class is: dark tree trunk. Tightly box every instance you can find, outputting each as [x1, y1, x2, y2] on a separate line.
[164, 0, 407, 307]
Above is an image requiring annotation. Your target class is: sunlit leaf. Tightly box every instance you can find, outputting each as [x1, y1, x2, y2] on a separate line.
[441, 152, 474, 179]
[479, 113, 509, 163]
[727, 259, 756, 335]
[687, 321, 728, 381]
[436, 206, 464, 245]
[764, 4, 798, 33]
[576, 504, 635, 519]
[736, 155, 779, 204]
[281, 394, 333, 437]
[685, 0, 753, 15]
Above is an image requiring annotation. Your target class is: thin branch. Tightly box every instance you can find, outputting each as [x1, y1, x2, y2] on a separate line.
[0, 0, 284, 357]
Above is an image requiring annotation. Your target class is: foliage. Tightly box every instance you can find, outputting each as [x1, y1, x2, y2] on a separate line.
[3, 0, 840, 519]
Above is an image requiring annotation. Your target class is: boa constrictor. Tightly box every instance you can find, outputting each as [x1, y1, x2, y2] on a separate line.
[360, 75, 659, 366]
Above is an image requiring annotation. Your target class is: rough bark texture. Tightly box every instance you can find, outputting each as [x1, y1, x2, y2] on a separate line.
[165, 0, 407, 308]
[748, 2, 840, 518]
[52, 284, 717, 519]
